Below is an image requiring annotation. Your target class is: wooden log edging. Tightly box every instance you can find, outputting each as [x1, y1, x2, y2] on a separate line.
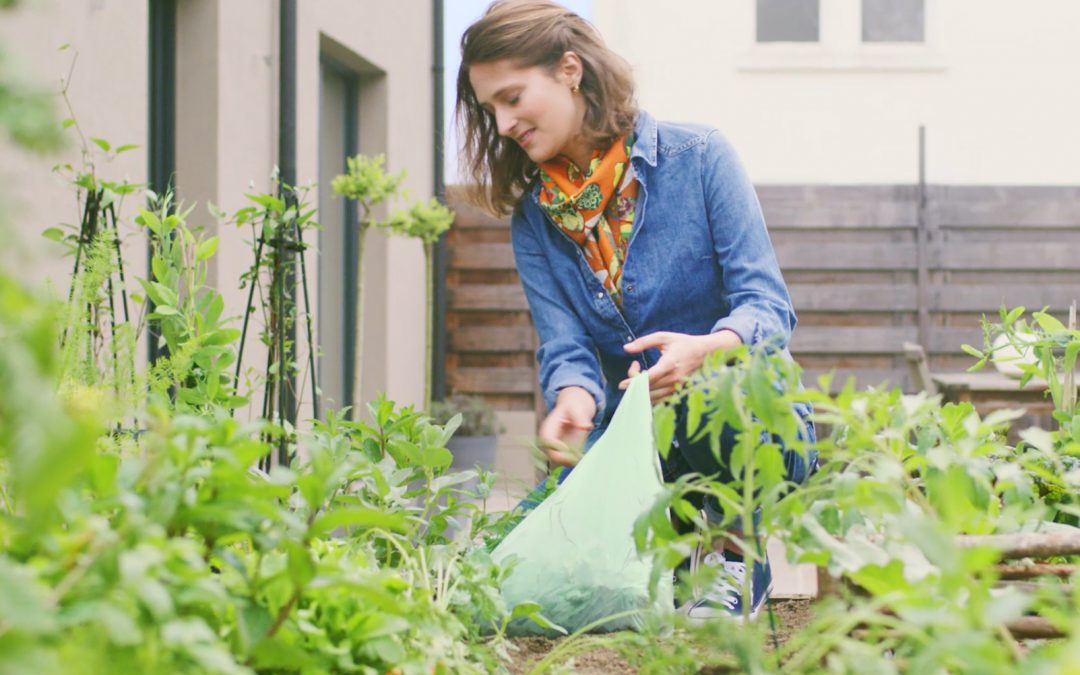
[995, 564, 1078, 580]
[955, 531, 1080, 560]
[996, 580, 1073, 594]
[1006, 617, 1067, 640]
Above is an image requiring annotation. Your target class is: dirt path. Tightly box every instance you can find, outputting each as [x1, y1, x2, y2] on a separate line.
[506, 599, 813, 674]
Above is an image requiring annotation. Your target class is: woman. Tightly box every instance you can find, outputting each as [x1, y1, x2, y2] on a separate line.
[456, 0, 815, 621]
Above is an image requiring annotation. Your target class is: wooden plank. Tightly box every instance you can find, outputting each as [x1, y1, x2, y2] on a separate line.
[776, 243, 917, 270]
[935, 186, 1080, 227]
[449, 243, 515, 270]
[445, 186, 511, 228]
[758, 185, 918, 228]
[449, 285, 528, 311]
[448, 367, 535, 394]
[791, 326, 918, 354]
[927, 326, 988, 354]
[790, 326, 984, 356]
[801, 368, 909, 392]
[957, 531, 1080, 559]
[937, 243, 1079, 271]
[450, 325, 534, 352]
[789, 284, 917, 312]
[933, 285, 1080, 313]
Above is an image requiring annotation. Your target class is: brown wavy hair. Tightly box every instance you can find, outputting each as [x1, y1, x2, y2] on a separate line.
[456, 0, 637, 215]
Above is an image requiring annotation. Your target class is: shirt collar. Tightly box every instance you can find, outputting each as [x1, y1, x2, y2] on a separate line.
[631, 109, 658, 167]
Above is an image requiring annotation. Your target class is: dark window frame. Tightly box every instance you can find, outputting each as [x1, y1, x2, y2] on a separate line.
[317, 55, 360, 413]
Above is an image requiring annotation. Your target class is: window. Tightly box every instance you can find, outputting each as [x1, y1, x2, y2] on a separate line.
[757, 0, 820, 42]
[862, 0, 925, 43]
[318, 57, 359, 412]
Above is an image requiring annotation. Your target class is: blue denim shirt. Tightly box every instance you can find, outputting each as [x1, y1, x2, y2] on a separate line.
[511, 110, 797, 427]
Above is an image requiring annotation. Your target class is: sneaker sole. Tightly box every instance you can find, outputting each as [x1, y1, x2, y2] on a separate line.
[679, 580, 775, 624]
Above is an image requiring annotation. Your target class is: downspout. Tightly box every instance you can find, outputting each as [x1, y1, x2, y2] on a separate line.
[147, 0, 176, 365]
[432, 0, 448, 402]
[278, 0, 298, 461]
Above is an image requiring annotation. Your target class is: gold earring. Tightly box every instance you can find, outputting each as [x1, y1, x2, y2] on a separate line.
[571, 83, 580, 94]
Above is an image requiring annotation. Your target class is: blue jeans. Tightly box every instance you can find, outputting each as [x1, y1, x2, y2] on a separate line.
[663, 401, 817, 529]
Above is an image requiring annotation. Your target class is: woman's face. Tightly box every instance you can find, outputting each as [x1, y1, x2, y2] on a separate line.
[469, 55, 587, 165]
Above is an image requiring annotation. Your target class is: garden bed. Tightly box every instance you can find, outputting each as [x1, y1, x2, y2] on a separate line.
[506, 599, 814, 673]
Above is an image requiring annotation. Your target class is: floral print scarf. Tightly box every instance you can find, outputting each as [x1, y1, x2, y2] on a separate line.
[537, 133, 638, 304]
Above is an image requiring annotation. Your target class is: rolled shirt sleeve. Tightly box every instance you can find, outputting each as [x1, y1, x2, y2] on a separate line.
[702, 130, 796, 349]
[510, 206, 607, 417]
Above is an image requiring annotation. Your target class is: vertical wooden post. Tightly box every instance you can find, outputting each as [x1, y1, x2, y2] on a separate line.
[1064, 301, 1077, 425]
[916, 126, 931, 353]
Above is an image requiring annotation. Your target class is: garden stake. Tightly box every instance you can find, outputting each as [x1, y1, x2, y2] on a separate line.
[233, 187, 320, 472]
[60, 185, 133, 401]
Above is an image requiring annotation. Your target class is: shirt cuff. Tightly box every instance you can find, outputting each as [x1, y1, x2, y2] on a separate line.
[710, 315, 762, 347]
[545, 375, 606, 421]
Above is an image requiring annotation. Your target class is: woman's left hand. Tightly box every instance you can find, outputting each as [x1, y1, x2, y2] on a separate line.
[619, 330, 742, 404]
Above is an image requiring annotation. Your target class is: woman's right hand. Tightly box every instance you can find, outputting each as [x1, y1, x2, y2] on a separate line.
[537, 386, 596, 467]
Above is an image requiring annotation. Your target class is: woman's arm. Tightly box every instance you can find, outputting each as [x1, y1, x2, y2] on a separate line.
[511, 205, 604, 463]
[701, 130, 796, 349]
[622, 131, 795, 404]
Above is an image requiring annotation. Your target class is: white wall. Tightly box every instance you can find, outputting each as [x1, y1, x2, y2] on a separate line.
[592, 0, 1080, 185]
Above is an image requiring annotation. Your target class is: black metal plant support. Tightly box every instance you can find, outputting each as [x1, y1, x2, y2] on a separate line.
[61, 186, 132, 394]
[233, 192, 319, 473]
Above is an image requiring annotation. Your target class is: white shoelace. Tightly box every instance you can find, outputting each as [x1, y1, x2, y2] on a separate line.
[700, 552, 746, 609]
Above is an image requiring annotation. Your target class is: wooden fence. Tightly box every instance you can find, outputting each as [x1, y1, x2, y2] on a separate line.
[445, 185, 1080, 410]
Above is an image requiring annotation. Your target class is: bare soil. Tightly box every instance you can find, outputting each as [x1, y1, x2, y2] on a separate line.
[506, 599, 814, 674]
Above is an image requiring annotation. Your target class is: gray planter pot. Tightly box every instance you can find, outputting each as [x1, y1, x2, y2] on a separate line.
[448, 435, 498, 473]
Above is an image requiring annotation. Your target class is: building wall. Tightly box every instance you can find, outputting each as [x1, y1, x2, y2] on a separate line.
[3, 0, 436, 423]
[591, 0, 1080, 185]
[0, 0, 148, 292]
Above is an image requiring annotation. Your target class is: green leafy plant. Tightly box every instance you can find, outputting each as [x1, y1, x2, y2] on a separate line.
[136, 196, 244, 413]
[383, 198, 454, 408]
[331, 155, 405, 411]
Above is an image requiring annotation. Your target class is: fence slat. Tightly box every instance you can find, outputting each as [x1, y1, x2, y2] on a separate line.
[936, 186, 1080, 226]
[791, 326, 918, 354]
[450, 243, 515, 270]
[450, 326, 535, 352]
[776, 243, 917, 270]
[934, 285, 1080, 313]
[448, 367, 535, 394]
[938, 243, 1079, 270]
[445, 188, 510, 228]
[801, 368, 909, 391]
[790, 284, 918, 311]
[449, 285, 528, 311]
[758, 185, 918, 228]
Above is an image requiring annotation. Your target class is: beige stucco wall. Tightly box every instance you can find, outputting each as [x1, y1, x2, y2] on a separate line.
[0, 0, 148, 293]
[300, 1, 434, 415]
[4, 0, 435, 426]
[173, 0, 435, 422]
[592, 0, 1080, 185]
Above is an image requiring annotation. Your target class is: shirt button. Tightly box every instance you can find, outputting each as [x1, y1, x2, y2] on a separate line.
[596, 291, 604, 300]
[625, 284, 634, 293]
[625, 335, 633, 342]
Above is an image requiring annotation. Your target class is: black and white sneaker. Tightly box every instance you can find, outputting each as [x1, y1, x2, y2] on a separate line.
[680, 548, 773, 622]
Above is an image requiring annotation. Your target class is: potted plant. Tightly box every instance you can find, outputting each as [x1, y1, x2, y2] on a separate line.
[430, 394, 504, 474]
